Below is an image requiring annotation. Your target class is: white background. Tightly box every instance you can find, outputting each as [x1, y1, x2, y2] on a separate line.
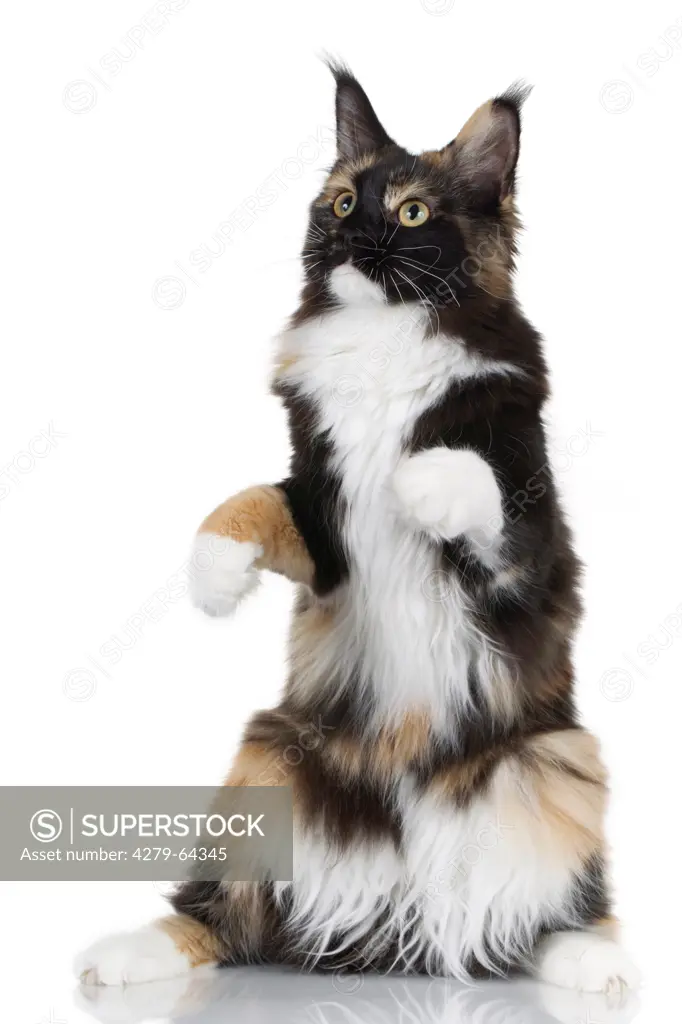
[1, 0, 680, 1021]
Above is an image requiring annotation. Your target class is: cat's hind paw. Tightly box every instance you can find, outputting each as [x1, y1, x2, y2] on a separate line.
[75, 925, 197, 987]
[536, 932, 641, 1003]
[189, 533, 261, 617]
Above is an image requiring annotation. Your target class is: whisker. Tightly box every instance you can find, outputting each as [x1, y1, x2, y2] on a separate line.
[393, 266, 440, 332]
[385, 220, 401, 249]
[395, 257, 460, 308]
[396, 245, 443, 257]
[355, 228, 378, 248]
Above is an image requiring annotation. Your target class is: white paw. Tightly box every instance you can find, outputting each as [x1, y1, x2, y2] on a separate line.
[392, 447, 503, 545]
[536, 932, 641, 1000]
[75, 924, 196, 987]
[189, 533, 261, 617]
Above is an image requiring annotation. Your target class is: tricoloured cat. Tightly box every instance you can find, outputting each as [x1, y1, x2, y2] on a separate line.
[76, 62, 639, 996]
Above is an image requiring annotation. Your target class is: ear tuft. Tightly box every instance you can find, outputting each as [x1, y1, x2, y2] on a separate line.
[498, 80, 533, 113]
[444, 81, 531, 207]
[323, 56, 393, 162]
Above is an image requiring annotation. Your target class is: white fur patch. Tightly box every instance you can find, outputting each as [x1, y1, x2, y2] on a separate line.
[535, 931, 641, 996]
[274, 757, 601, 979]
[189, 533, 261, 617]
[392, 447, 503, 548]
[275, 827, 404, 965]
[328, 263, 386, 305]
[75, 924, 203, 986]
[276, 290, 519, 728]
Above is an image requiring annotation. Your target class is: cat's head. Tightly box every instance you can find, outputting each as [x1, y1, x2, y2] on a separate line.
[304, 62, 528, 311]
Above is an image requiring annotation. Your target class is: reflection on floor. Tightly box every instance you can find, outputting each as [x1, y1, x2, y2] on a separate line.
[76, 965, 641, 1024]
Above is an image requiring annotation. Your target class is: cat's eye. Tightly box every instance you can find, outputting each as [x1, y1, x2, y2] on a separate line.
[398, 200, 430, 227]
[333, 191, 356, 218]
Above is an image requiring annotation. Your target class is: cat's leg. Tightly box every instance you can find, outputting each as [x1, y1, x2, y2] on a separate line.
[76, 714, 302, 987]
[190, 483, 314, 616]
[520, 734, 639, 997]
[522, 737, 640, 996]
[75, 703, 414, 987]
[406, 726, 639, 993]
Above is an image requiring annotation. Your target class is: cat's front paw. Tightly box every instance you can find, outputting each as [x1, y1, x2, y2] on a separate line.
[189, 533, 262, 617]
[392, 447, 502, 544]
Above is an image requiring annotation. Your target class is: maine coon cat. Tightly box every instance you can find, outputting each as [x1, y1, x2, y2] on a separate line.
[76, 63, 639, 997]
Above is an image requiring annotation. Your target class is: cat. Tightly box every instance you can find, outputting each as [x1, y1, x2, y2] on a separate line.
[76, 61, 640, 996]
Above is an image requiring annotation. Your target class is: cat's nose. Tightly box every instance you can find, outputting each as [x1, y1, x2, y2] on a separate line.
[328, 233, 360, 260]
[327, 238, 350, 268]
[340, 229, 378, 252]
[339, 230, 360, 250]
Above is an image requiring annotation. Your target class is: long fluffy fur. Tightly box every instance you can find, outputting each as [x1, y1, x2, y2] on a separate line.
[78, 66, 638, 996]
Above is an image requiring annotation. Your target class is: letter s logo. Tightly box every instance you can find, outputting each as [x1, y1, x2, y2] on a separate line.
[30, 809, 63, 843]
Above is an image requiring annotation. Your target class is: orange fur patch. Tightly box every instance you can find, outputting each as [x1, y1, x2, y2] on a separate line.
[327, 711, 432, 787]
[429, 728, 607, 873]
[455, 99, 495, 147]
[318, 153, 380, 204]
[225, 740, 295, 789]
[199, 485, 313, 586]
[384, 178, 438, 213]
[158, 914, 224, 967]
[510, 729, 607, 867]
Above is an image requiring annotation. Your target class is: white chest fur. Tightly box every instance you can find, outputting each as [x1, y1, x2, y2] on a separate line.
[278, 270, 507, 727]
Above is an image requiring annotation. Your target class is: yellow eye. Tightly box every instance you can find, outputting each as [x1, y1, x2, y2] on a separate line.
[398, 200, 430, 227]
[333, 191, 356, 218]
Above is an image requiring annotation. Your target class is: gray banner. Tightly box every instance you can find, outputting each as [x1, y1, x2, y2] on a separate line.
[1, 787, 293, 881]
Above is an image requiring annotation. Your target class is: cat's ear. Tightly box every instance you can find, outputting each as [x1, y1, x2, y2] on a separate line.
[327, 60, 393, 162]
[441, 84, 530, 206]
